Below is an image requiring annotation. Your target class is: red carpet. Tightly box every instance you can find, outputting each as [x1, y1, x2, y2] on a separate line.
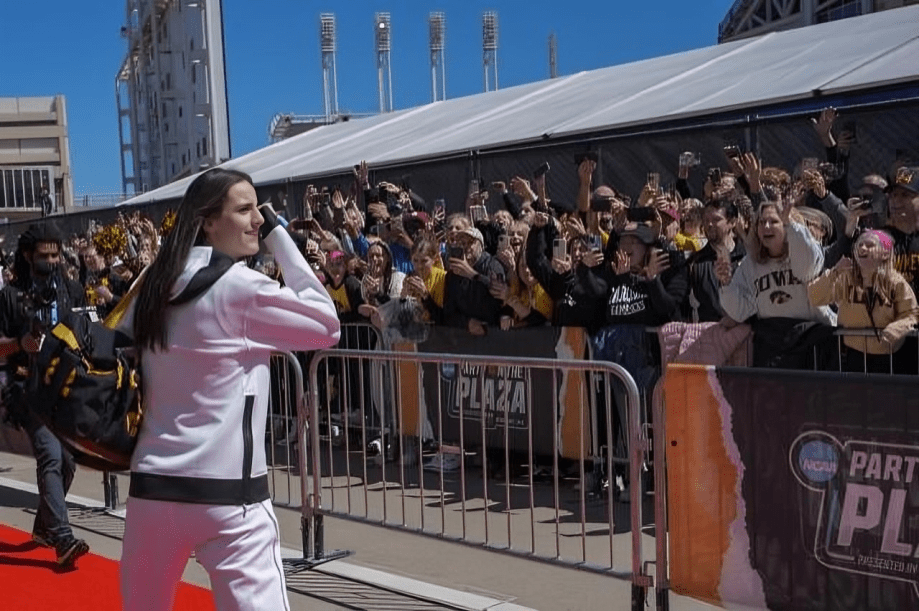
[0, 523, 215, 610]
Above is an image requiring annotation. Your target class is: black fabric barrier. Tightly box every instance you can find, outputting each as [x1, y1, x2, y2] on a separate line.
[719, 368, 919, 610]
[407, 325, 597, 460]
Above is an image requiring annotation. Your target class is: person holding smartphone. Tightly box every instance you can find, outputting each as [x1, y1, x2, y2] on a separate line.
[600, 222, 688, 328]
[443, 227, 507, 336]
[810, 107, 852, 202]
[402, 237, 446, 325]
[357, 241, 405, 326]
[323, 250, 364, 323]
[524, 212, 608, 333]
[490, 248, 553, 330]
[800, 167, 865, 269]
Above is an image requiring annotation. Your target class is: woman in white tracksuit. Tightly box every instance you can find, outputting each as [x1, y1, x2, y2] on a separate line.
[119, 168, 340, 611]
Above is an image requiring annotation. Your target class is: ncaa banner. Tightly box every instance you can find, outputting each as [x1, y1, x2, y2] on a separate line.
[664, 364, 919, 610]
[395, 326, 594, 459]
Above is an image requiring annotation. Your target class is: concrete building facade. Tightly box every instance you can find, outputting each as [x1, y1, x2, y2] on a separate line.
[719, 0, 919, 42]
[0, 95, 74, 221]
[116, 0, 231, 195]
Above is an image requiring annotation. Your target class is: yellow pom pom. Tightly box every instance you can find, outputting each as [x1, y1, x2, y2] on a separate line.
[92, 223, 128, 259]
[160, 209, 177, 237]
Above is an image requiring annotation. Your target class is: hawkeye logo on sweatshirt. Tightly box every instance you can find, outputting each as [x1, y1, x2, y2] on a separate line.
[753, 269, 803, 295]
[753, 269, 803, 302]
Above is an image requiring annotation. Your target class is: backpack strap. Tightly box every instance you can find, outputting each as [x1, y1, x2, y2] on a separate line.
[169, 250, 236, 307]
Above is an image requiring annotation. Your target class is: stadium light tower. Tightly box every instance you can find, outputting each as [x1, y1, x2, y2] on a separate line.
[482, 11, 498, 92]
[429, 12, 446, 102]
[549, 33, 558, 78]
[319, 13, 339, 120]
[375, 12, 394, 113]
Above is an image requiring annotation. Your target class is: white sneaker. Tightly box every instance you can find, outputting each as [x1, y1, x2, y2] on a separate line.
[423, 452, 460, 473]
[615, 475, 630, 503]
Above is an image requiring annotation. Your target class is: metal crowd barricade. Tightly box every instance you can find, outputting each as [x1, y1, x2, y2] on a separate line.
[104, 324, 386, 511]
[817, 328, 919, 375]
[301, 348, 653, 610]
[265, 324, 386, 503]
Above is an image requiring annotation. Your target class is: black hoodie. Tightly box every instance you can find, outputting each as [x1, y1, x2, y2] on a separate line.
[525, 222, 608, 333]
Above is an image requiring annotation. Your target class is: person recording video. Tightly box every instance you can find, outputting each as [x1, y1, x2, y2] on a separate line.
[0, 223, 90, 567]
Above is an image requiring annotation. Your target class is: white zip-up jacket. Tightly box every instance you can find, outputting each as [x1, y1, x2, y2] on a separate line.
[123, 225, 340, 505]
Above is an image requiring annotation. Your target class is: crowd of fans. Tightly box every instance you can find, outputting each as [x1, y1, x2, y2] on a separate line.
[3, 108, 918, 377]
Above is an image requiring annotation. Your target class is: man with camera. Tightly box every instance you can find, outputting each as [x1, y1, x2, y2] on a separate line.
[0, 224, 89, 567]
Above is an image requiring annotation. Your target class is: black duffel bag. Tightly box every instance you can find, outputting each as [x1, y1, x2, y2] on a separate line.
[28, 311, 142, 471]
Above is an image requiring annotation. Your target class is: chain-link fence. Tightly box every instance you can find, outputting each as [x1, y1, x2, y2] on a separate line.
[5, 95, 916, 242]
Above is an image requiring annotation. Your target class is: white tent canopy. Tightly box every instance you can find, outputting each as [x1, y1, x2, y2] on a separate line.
[121, 5, 919, 206]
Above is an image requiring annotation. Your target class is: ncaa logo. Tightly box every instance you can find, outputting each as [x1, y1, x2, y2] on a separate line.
[790, 432, 841, 490]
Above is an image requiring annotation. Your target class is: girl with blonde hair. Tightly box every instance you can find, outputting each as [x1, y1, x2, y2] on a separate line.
[808, 229, 919, 373]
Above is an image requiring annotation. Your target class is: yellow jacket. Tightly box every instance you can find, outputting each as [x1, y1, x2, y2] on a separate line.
[808, 267, 919, 354]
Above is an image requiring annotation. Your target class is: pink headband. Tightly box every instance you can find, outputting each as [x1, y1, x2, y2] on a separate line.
[329, 250, 345, 260]
[865, 230, 893, 251]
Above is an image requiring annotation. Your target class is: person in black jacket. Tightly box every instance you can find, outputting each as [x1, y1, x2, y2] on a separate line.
[686, 199, 746, 322]
[601, 222, 688, 327]
[0, 224, 89, 567]
[524, 213, 608, 333]
[883, 166, 919, 374]
[443, 227, 507, 335]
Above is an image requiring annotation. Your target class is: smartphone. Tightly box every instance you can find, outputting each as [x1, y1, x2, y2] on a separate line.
[679, 152, 701, 168]
[818, 162, 842, 181]
[587, 234, 602, 252]
[852, 197, 872, 211]
[433, 199, 446, 217]
[801, 157, 820, 172]
[534, 162, 551, 178]
[627, 207, 657, 223]
[497, 234, 510, 250]
[321, 192, 331, 206]
[841, 120, 857, 143]
[448, 245, 465, 260]
[723, 144, 741, 160]
[469, 205, 487, 223]
[590, 197, 613, 212]
[708, 167, 723, 186]
[552, 237, 567, 260]
[573, 151, 599, 166]
[646, 172, 660, 192]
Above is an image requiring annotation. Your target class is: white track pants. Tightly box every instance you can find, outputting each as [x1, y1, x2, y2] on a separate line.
[120, 497, 290, 611]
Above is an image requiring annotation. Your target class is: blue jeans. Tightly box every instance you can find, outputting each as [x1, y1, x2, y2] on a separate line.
[24, 413, 76, 545]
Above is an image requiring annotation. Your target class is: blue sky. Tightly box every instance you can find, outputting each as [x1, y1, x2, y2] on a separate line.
[1, 1, 735, 195]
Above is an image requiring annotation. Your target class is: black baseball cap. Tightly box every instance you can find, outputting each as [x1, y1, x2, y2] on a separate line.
[619, 222, 657, 245]
[891, 166, 919, 195]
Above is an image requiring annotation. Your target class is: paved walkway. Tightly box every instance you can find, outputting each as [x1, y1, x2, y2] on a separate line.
[0, 448, 721, 611]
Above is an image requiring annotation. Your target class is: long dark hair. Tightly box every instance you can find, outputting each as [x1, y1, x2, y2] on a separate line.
[133, 168, 253, 352]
